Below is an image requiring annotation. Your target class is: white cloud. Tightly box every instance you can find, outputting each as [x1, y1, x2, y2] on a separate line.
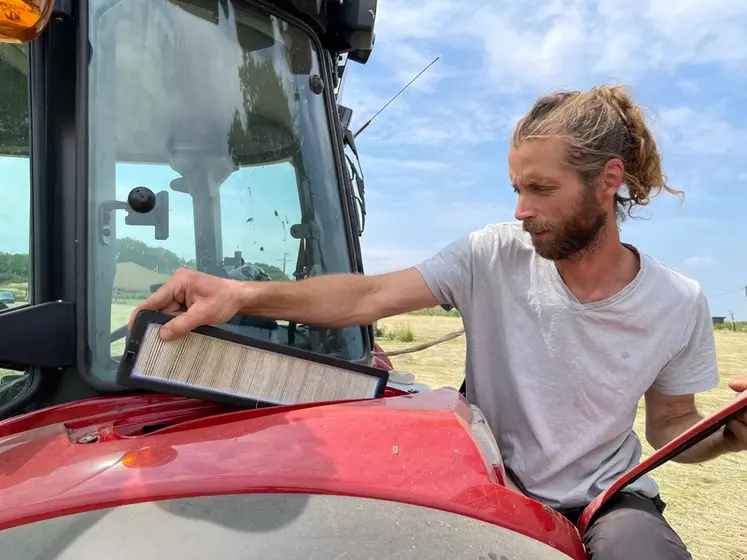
[359, 242, 438, 274]
[436, 202, 515, 234]
[360, 155, 448, 172]
[370, 0, 747, 95]
[676, 80, 701, 96]
[644, 0, 747, 65]
[343, 0, 747, 160]
[655, 106, 747, 156]
[352, 97, 518, 150]
[680, 256, 715, 269]
[367, 0, 461, 89]
[340, 77, 411, 132]
[357, 156, 454, 200]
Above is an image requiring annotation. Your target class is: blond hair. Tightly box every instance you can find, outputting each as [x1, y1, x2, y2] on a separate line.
[511, 85, 683, 221]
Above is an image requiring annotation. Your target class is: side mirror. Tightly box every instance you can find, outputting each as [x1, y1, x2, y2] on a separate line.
[0, 1, 54, 43]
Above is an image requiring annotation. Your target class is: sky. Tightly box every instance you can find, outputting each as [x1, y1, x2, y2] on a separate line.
[339, 0, 747, 318]
[1, 0, 747, 318]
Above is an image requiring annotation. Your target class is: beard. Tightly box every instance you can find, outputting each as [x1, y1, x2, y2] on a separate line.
[522, 188, 607, 261]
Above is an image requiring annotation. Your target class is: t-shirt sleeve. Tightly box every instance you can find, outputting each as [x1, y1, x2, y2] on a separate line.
[650, 289, 720, 395]
[413, 235, 473, 309]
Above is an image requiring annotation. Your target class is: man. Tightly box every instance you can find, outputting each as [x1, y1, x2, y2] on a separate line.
[130, 84, 747, 558]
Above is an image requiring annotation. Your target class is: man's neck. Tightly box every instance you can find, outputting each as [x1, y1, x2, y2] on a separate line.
[554, 225, 640, 304]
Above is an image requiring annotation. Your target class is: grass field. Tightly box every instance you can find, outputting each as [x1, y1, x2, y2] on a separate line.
[377, 314, 747, 560]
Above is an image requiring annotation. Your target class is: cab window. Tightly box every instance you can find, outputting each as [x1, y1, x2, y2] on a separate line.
[0, 43, 33, 406]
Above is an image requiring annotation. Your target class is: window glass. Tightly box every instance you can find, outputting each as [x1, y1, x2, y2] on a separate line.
[87, 0, 365, 384]
[0, 43, 33, 404]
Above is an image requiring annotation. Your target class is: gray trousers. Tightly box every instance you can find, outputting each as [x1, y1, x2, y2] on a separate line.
[560, 492, 692, 559]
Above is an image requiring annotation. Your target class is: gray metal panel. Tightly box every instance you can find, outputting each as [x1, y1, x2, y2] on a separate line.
[1, 494, 574, 559]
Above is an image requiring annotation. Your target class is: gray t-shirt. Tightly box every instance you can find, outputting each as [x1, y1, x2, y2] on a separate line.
[414, 222, 720, 509]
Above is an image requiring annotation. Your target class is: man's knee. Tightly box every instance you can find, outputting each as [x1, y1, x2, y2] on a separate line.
[584, 495, 691, 560]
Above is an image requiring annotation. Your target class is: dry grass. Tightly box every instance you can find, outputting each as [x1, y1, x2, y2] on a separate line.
[376, 314, 747, 560]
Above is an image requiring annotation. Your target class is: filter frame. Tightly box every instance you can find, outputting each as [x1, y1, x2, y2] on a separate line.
[117, 310, 390, 408]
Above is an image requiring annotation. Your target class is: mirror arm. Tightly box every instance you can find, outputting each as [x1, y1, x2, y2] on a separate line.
[99, 189, 170, 246]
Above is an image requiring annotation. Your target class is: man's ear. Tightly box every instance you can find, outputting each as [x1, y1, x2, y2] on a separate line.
[600, 158, 625, 201]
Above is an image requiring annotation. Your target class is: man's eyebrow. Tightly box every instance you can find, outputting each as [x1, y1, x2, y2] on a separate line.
[527, 178, 557, 186]
[512, 178, 557, 190]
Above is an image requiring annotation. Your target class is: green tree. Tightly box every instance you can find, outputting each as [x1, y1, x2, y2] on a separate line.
[0, 252, 29, 284]
[252, 262, 288, 281]
[116, 237, 186, 274]
[226, 51, 295, 167]
[0, 44, 30, 156]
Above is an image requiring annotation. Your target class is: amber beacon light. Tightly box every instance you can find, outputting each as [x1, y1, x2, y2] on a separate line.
[0, 0, 53, 43]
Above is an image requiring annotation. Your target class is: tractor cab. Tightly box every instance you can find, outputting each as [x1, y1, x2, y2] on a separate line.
[0, 0, 380, 418]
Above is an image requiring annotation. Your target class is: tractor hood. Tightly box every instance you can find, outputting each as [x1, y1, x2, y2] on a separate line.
[0, 388, 585, 559]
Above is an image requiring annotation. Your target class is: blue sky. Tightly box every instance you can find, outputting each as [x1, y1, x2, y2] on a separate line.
[1, 0, 747, 318]
[340, 0, 747, 318]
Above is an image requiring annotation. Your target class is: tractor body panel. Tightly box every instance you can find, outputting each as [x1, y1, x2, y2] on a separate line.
[1, 493, 574, 560]
[0, 387, 586, 559]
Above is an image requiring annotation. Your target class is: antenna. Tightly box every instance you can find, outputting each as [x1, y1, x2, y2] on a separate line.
[353, 56, 440, 138]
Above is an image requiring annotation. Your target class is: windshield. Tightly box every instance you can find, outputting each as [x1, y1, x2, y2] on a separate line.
[0, 43, 32, 404]
[87, 0, 365, 384]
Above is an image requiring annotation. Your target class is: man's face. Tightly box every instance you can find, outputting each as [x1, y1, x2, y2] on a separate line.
[508, 138, 608, 261]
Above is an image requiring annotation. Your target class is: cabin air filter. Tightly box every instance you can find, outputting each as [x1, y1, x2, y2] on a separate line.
[117, 311, 389, 407]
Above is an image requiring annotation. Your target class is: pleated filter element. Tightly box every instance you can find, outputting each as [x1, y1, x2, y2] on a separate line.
[117, 311, 389, 407]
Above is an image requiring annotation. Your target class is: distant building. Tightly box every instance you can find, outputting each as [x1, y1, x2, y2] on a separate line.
[114, 262, 171, 293]
[712, 316, 726, 325]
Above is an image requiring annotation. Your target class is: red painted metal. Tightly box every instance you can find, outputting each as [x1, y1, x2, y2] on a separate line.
[0, 387, 587, 559]
[372, 341, 394, 371]
[578, 390, 747, 534]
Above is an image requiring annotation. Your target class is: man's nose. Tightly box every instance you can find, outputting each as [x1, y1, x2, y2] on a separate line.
[514, 195, 536, 221]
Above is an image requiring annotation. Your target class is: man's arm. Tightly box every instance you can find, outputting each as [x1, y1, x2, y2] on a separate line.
[644, 389, 732, 463]
[246, 233, 476, 327]
[644, 289, 725, 463]
[237, 268, 440, 328]
[131, 267, 440, 339]
[130, 235, 475, 340]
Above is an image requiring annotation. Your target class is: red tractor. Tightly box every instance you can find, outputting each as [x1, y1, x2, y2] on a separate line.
[0, 2, 745, 558]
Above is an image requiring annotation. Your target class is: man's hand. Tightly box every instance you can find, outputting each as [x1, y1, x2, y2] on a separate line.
[645, 376, 747, 462]
[724, 375, 747, 452]
[128, 266, 440, 342]
[128, 268, 246, 341]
